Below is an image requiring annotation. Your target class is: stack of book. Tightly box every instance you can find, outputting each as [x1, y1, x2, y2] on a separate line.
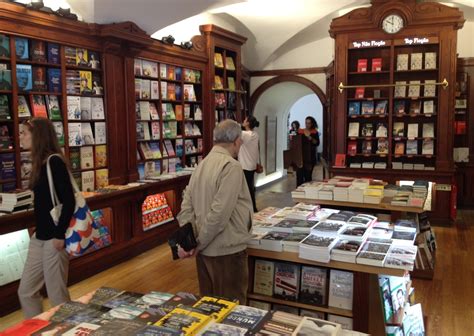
[299, 234, 338, 263]
[0, 189, 33, 213]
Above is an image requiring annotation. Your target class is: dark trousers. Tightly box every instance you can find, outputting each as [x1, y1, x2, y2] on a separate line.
[296, 165, 314, 187]
[196, 250, 248, 304]
[243, 169, 257, 212]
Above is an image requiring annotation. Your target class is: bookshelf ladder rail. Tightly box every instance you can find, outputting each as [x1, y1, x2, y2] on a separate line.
[338, 78, 449, 93]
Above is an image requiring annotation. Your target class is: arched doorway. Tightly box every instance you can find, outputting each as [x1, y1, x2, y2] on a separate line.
[250, 75, 328, 187]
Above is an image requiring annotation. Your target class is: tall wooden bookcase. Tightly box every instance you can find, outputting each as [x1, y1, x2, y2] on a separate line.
[328, 0, 464, 224]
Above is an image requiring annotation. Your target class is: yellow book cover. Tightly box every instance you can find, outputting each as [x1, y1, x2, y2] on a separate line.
[225, 56, 236, 70]
[95, 168, 109, 189]
[175, 105, 183, 121]
[214, 53, 224, 68]
[364, 189, 383, 197]
[192, 296, 238, 322]
[367, 185, 384, 190]
[155, 307, 211, 335]
[94, 145, 107, 168]
[227, 77, 235, 91]
[214, 75, 223, 89]
[76, 48, 88, 66]
[79, 71, 92, 94]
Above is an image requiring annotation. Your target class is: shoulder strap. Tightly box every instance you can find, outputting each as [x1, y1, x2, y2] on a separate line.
[46, 154, 61, 207]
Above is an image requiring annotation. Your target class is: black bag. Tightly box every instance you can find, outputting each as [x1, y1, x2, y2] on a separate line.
[168, 223, 197, 260]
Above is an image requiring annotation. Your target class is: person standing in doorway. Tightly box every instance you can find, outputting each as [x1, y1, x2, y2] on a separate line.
[289, 120, 300, 138]
[296, 116, 319, 187]
[18, 118, 75, 318]
[176, 120, 253, 304]
[238, 116, 260, 213]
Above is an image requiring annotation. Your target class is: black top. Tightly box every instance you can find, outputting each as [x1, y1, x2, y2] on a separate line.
[33, 155, 75, 240]
[300, 131, 320, 167]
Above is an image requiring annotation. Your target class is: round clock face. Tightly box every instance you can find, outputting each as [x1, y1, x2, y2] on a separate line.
[382, 14, 404, 34]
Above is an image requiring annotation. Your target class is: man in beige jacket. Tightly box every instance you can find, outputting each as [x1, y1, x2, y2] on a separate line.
[177, 119, 253, 304]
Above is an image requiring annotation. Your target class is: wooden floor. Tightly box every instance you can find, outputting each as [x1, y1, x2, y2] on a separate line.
[1, 170, 473, 335]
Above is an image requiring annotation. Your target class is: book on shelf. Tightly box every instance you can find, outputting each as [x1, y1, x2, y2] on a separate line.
[423, 80, 436, 97]
[69, 148, 80, 170]
[375, 123, 387, 138]
[407, 123, 419, 138]
[68, 123, 82, 146]
[299, 266, 327, 305]
[394, 81, 406, 98]
[45, 95, 61, 120]
[150, 81, 159, 100]
[408, 81, 421, 98]
[88, 51, 100, 69]
[167, 83, 176, 100]
[214, 75, 223, 89]
[32, 66, 47, 91]
[394, 141, 405, 155]
[79, 71, 92, 95]
[362, 140, 372, 154]
[409, 101, 421, 115]
[0, 95, 11, 119]
[376, 139, 388, 154]
[95, 145, 107, 168]
[215, 92, 226, 108]
[393, 100, 405, 114]
[396, 54, 409, 71]
[273, 262, 300, 301]
[67, 96, 81, 120]
[354, 87, 365, 99]
[424, 52, 437, 69]
[151, 121, 160, 140]
[64, 46, 76, 65]
[453, 147, 469, 163]
[14, 37, 29, 60]
[80, 146, 94, 169]
[76, 48, 88, 66]
[149, 102, 159, 120]
[175, 67, 182, 81]
[347, 141, 357, 155]
[373, 89, 381, 99]
[81, 123, 94, 145]
[357, 58, 367, 72]
[406, 140, 418, 155]
[95, 169, 108, 189]
[19, 151, 31, 180]
[455, 98, 467, 109]
[91, 98, 105, 119]
[167, 65, 175, 80]
[136, 123, 145, 141]
[361, 101, 374, 115]
[214, 53, 224, 68]
[81, 170, 95, 192]
[361, 123, 373, 137]
[328, 269, 353, 310]
[164, 140, 175, 157]
[16, 64, 32, 91]
[139, 101, 150, 120]
[371, 57, 382, 72]
[135, 79, 141, 99]
[18, 95, 31, 117]
[80, 97, 92, 120]
[410, 53, 423, 70]
[94, 122, 107, 144]
[141, 60, 158, 78]
[183, 84, 196, 102]
[423, 100, 434, 115]
[455, 120, 466, 134]
[0, 152, 15, 180]
[175, 139, 183, 157]
[422, 139, 434, 155]
[52, 121, 64, 146]
[139, 142, 152, 160]
[422, 123, 434, 138]
[347, 122, 359, 137]
[175, 105, 183, 121]
[31, 95, 47, 118]
[225, 56, 236, 70]
[253, 259, 274, 296]
[348, 101, 360, 116]
[0, 69, 11, 90]
[141, 79, 151, 99]
[47, 43, 60, 64]
[227, 77, 236, 91]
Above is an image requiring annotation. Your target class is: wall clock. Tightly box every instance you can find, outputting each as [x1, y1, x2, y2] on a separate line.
[382, 14, 404, 34]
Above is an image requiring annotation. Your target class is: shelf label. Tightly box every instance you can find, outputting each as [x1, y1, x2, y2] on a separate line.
[404, 37, 430, 45]
[352, 40, 386, 48]
[435, 184, 451, 191]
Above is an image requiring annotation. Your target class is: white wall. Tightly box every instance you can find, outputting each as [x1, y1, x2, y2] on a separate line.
[458, 21, 474, 58]
[288, 95, 324, 153]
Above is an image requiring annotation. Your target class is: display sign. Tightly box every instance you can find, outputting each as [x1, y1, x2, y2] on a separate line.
[351, 40, 387, 48]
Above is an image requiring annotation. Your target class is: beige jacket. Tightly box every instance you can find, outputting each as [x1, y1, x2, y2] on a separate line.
[177, 146, 253, 257]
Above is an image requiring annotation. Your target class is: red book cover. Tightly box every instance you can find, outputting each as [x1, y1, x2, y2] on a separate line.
[355, 87, 365, 99]
[357, 59, 368, 72]
[347, 141, 357, 155]
[334, 153, 346, 167]
[32, 95, 48, 118]
[456, 121, 466, 134]
[371, 58, 382, 72]
[1, 319, 50, 335]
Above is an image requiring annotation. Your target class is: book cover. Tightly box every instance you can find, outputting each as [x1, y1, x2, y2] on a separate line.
[88, 287, 124, 307]
[361, 101, 374, 115]
[407, 123, 419, 138]
[362, 140, 372, 154]
[328, 269, 353, 310]
[15, 37, 29, 60]
[79, 71, 92, 94]
[254, 259, 274, 296]
[183, 84, 196, 102]
[164, 140, 175, 157]
[142, 60, 158, 78]
[69, 148, 81, 170]
[151, 80, 159, 100]
[192, 296, 237, 322]
[2, 319, 50, 335]
[225, 56, 236, 70]
[410, 53, 423, 70]
[227, 77, 236, 90]
[32, 66, 47, 91]
[299, 266, 327, 305]
[143, 122, 151, 140]
[16, 64, 32, 91]
[0, 69, 12, 90]
[175, 105, 183, 121]
[394, 81, 406, 98]
[396, 54, 408, 71]
[139, 101, 150, 120]
[64, 46, 76, 65]
[151, 122, 160, 140]
[47, 68, 61, 93]
[76, 48, 88, 67]
[136, 122, 145, 141]
[31, 40, 46, 62]
[376, 138, 388, 154]
[80, 146, 94, 170]
[20, 151, 32, 180]
[393, 100, 405, 114]
[394, 142, 405, 155]
[361, 123, 374, 137]
[348, 101, 360, 115]
[31, 322, 75, 335]
[175, 67, 182, 81]
[422, 139, 434, 155]
[141, 79, 151, 99]
[409, 100, 421, 115]
[52, 121, 64, 146]
[159, 63, 167, 78]
[63, 322, 100, 335]
[0, 152, 15, 180]
[408, 80, 421, 98]
[214, 75, 223, 89]
[375, 100, 387, 115]
[80, 97, 92, 120]
[423, 100, 435, 115]
[81, 170, 95, 192]
[68, 122, 82, 146]
[175, 139, 183, 157]
[293, 317, 342, 335]
[422, 123, 434, 138]
[371, 58, 382, 72]
[167, 83, 176, 100]
[214, 53, 224, 68]
[88, 51, 100, 69]
[406, 140, 418, 155]
[0, 34, 10, 57]
[95, 121, 107, 144]
[424, 52, 437, 69]
[0, 95, 10, 120]
[47, 42, 60, 64]
[95, 169, 108, 189]
[221, 305, 268, 331]
[347, 141, 357, 155]
[273, 262, 301, 301]
[67, 96, 81, 120]
[347, 122, 359, 137]
[376, 123, 387, 138]
[357, 59, 368, 72]
[81, 123, 94, 145]
[354, 87, 365, 99]
[91, 98, 105, 119]
[167, 65, 175, 80]
[45, 95, 61, 120]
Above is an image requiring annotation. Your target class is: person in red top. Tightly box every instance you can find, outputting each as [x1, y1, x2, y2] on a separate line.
[296, 116, 319, 186]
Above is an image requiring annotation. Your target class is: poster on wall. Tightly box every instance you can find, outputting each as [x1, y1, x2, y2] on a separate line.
[266, 116, 277, 175]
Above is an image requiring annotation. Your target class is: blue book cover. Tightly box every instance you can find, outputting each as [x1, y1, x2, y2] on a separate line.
[2, 181, 17, 192]
[138, 163, 145, 180]
[348, 102, 360, 115]
[16, 64, 32, 91]
[0, 34, 10, 58]
[175, 67, 182, 81]
[154, 161, 161, 175]
[0, 152, 16, 180]
[176, 142, 183, 157]
[361, 101, 374, 115]
[47, 43, 60, 64]
[0, 70, 12, 90]
[47, 68, 61, 93]
[14, 37, 29, 60]
[175, 85, 182, 101]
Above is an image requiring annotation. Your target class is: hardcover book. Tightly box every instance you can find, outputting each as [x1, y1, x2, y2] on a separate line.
[407, 123, 419, 138]
[347, 141, 357, 155]
[371, 58, 382, 72]
[423, 100, 435, 115]
[80, 97, 92, 120]
[394, 142, 405, 155]
[409, 101, 421, 115]
[0, 34, 10, 57]
[410, 53, 422, 70]
[52, 121, 64, 146]
[221, 305, 269, 331]
[0, 153, 16, 180]
[16, 64, 32, 91]
[17, 96, 30, 118]
[192, 296, 237, 322]
[354, 87, 365, 99]
[361, 101, 374, 115]
[357, 59, 368, 72]
[348, 101, 360, 116]
[254, 259, 275, 296]
[376, 139, 388, 154]
[408, 80, 421, 98]
[88, 51, 100, 69]
[64, 46, 76, 65]
[79, 71, 92, 94]
[81, 123, 94, 145]
[15, 37, 29, 60]
[69, 148, 80, 170]
[47, 43, 60, 64]
[362, 140, 372, 154]
[424, 52, 437, 69]
[67, 96, 81, 120]
[32, 66, 47, 91]
[394, 81, 406, 98]
[424, 80, 436, 97]
[422, 139, 434, 155]
[406, 140, 418, 155]
[80, 146, 94, 169]
[81, 170, 95, 192]
[142, 60, 158, 78]
[374, 100, 387, 115]
[45, 95, 61, 120]
[95, 169, 108, 189]
[393, 100, 405, 114]
[214, 53, 224, 68]
[347, 122, 359, 137]
[68, 122, 82, 146]
[91, 98, 105, 119]
[225, 56, 236, 70]
[273, 262, 301, 301]
[299, 266, 327, 305]
[141, 79, 151, 99]
[95, 122, 107, 144]
[396, 54, 408, 71]
[328, 269, 353, 310]
[47, 68, 61, 93]
[151, 81, 159, 100]
[422, 123, 434, 138]
[155, 307, 211, 335]
[361, 123, 373, 137]
[31, 40, 46, 62]
[31, 95, 47, 118]
[0, 95, 10, 119]
[376, 123, 388, 138]
[0, 69, 11, 90]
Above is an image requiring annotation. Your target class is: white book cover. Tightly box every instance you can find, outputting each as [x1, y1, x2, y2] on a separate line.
[348, 122, 359, 137]
[151, 121, 160, 140]
[81, 170, 95, 192]
[80, 146, 94, 169]
[17, 96, 31, 118]
[139, 101, 150, 120]
[68, 122, 82, 146]
[91, 98, 105, 120]
[396, 54, 408, 71]
[140, 79, 150, 99]
[67, 96, 81, 120]
[149, 102, 159, 120]
[143, 122, 151, 140]
[422, 123, 434, 138]
[79, 97, 92, 120]
[159, 64, 167, 78]
[81, 122, 94, 145]
[94, 122, 107, 144]
[254, 260, 274, 296]
[423, 100, 434, 115]
[407, 123, 419, 138]
[328, 269, 354, 310]
[424, 52, 437, 69]
[160, 81, 167, 100]
[150, 80, 159, 99]
[327, 314, 353, 331]
[394, 81, 406, 98]
[422, 139, 434, 155]
[408, 81, 421, 98]
[424, 80, 436, 97]
[410, 53, 423, 70]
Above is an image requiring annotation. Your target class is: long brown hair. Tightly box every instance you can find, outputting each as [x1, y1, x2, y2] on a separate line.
[26, 118, 66, 189]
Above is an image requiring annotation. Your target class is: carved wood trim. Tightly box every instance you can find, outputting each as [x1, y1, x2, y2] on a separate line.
[200, 24, 247, 45]
[250, 67, 326, 77]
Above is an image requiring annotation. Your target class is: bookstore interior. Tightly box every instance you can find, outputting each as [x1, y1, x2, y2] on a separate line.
[0, 0, 473, 335]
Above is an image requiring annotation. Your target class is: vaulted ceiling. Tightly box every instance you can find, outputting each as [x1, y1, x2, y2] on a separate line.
[64, 0, 474, 70]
